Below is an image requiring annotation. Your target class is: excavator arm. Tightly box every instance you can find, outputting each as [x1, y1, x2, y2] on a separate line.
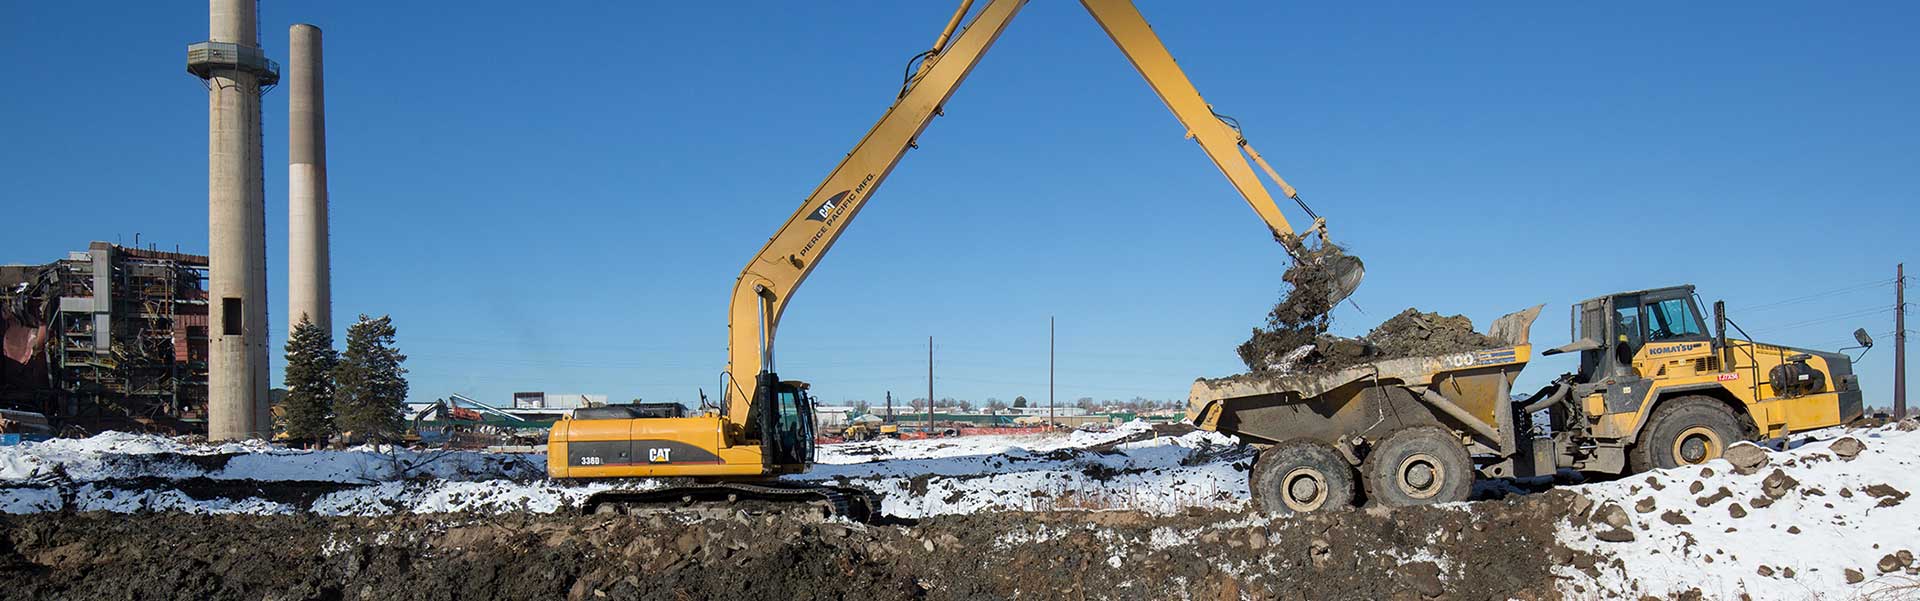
[721, 0, 1357, 429]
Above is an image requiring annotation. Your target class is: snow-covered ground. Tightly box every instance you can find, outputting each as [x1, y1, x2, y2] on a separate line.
[4, 418, 1916, 600]
[0, 431, 543, 484]
[1557, 422, 1920, 600]
[0, 420, 1249, 518]
[801, 422, 1252, 516]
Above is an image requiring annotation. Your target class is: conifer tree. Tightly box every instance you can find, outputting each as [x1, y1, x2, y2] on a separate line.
[333, 314, 408, 442]
[280, 316, 338, 445]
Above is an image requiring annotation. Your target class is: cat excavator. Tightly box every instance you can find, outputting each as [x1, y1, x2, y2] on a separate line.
[546, 0, 1363, 520]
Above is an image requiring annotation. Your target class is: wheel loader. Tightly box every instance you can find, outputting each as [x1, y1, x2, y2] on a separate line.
[1187, 285, 1868, 515]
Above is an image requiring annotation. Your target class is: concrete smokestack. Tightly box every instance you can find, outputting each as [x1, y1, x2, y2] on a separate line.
[189, 0, 276, 440]
[288, 24, 331, 337]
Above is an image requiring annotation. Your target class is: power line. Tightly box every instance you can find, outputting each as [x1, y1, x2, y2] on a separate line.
[1739, 278, 1894, 312]
[1765, 306, 1892, 331]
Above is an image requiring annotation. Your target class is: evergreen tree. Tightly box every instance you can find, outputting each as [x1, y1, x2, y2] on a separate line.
[333, 314, 409, 442]
[1013, 396, 1029, 409]
[280, 316, 338, 445]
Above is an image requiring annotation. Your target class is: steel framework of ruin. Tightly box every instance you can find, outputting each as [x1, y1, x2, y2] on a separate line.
[0, 242, 211, 433]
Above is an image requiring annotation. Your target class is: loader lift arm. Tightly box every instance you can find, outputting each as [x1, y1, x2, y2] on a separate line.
[723, 0, 1356, 424]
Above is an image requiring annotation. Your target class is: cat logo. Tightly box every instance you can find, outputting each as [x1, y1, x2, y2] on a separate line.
[804, 191, 849, 222]
[647, 448, 672, 463]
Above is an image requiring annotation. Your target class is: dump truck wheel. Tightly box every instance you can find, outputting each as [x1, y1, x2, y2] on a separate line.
[1362, 426, 1473, 507]
[1630, 396, 1743, 473]
[1251, 441, 1355, 515]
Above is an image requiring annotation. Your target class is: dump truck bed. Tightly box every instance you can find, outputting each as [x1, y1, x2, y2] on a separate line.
[1187, 306, 1540, 448]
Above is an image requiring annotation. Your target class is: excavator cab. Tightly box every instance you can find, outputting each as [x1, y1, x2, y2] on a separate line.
[743, 373, 816, 470]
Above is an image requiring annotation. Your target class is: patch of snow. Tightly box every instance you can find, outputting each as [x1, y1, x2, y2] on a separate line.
[0, 421, 1248, 520]
[1558, 424, 1920, 600]
[0, 487, 61, 514]
[0, 432, 543, 484]
[799, 427, 1252, 518]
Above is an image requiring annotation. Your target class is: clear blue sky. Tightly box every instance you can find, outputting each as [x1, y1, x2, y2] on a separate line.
[2, 1, 1913, 408]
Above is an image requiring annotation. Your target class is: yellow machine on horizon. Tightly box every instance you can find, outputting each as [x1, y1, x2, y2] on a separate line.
[842, 419, 901, 442]
[544, 0, 1359, 517]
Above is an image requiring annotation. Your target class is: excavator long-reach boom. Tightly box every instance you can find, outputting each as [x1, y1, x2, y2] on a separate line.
[722, 0, 1356, 422]
[548, 0, 1360, 498]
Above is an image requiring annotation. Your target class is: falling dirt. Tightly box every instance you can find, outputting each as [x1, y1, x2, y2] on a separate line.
[0, 491, 1595, 601]
[1236, 245, 1346, 372]
[1238, 245, 1502, 376]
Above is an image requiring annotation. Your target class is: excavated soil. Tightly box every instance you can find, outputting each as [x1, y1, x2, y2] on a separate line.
[1236, 247, 1345, 372]
[1238, 245, 1503, 376]
[1240, 295, 1503, 377]
[0, 491, 1593, 601]
[1239, 307, 1504, 376]
[1314, 308, 1506, 372]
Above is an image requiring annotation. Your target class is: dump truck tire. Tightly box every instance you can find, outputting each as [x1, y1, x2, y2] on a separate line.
[1362, 426, 1472, 507]
[1630, 395, 1743, 473]
[1250, 440, 1355, 515]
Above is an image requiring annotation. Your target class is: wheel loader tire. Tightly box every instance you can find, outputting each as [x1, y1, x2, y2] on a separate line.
[1362, 426, 1473, 508]
[1250, 440, 1355, 515]
[1629, 395, 1743, 474]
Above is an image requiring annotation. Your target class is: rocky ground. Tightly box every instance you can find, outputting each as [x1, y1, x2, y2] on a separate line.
[0, 493, 1577, 601]
[1, 421, 1917, 600]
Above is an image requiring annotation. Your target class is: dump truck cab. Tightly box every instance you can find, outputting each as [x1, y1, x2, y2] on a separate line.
[1548, 284, 1864, 473]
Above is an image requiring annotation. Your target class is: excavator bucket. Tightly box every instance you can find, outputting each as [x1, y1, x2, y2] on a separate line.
[1320, 253, 1364, 305]
[1288, 245, 1365, 307]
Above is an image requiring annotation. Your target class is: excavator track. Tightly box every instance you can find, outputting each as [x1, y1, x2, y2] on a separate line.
[582, 481, 881, 523]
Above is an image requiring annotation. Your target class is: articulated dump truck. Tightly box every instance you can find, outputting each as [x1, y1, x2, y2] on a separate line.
[1188, 285, 1866, 515]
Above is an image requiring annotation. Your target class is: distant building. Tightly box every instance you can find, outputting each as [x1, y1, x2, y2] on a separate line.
[512, 392, 607, 410]
[1002, 406, 1089, 417]
[0, 242, 210, 433]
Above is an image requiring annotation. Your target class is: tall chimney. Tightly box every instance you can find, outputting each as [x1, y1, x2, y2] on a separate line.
[188, 0, 276, 440]
[288, 24, 331, 337]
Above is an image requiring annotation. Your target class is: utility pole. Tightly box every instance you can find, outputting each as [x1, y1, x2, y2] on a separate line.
[885, 391, 892, 423]
[1897, 263, 1908, 420]
[1049, 316, 1055, 429]
[928, 336, 935, 434]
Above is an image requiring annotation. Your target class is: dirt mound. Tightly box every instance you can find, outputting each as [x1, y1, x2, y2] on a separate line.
[0, 492, 1595, 600]
[1344, 308, 1505, 365]
[1240, 303, 1504, 376]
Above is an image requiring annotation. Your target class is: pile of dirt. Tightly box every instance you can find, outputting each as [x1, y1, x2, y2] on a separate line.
[0, 491, 1596, 601]
[1237, 248, 1503, 375]
[1341, 308, 1505, 366]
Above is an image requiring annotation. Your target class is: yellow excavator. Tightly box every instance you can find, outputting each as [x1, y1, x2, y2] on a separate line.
[546, 0, 1362, 518]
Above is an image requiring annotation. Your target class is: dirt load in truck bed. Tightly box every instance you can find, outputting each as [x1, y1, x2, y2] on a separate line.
[1239, 300, 1505, 378]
